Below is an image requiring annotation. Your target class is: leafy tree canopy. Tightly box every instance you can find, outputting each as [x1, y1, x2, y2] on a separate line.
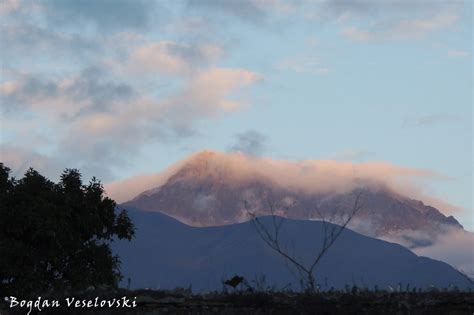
[0, 164, 135, 296]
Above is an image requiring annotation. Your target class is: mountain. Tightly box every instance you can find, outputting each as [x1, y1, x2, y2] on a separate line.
[112, 208, 473, 291]
[123, 151, 461, 240]
[119, 151, 473, 277]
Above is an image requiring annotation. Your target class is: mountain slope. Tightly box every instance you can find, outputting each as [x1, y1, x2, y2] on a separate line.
[123, 151, 462, 239]
[113, 208, 472, 291]
[119, 151, 472, 277]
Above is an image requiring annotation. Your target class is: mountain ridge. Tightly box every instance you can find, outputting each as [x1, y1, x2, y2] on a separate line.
[124, 151, 462, 235]
[118, 150, 472, 276]
[113, 207, 473, 291]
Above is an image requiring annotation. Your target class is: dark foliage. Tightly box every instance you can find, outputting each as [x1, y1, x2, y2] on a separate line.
[2, 288, 472, 315]
[224, 275, 246, 289]
[0, 164, 135, 296]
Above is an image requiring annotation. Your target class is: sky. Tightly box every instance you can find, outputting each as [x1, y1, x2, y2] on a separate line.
[0, 0, 472, 229]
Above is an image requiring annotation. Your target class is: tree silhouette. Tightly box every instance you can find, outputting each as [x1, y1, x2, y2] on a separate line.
[245, 192, 364, 292]
[0, 164, 135, 296]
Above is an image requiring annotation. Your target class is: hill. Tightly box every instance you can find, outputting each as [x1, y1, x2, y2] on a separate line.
[113, 208, 472, 292]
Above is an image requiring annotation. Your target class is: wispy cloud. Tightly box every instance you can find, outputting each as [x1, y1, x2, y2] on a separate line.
[1, 63, 262, 176]
[303, 0, 463, 43]
[447, 49, 469, 58]
[0, 0, 20, 15]
[403, 114, 463, 127]
[1, 67, 135, 117]
[342, 13, 459, 42]
[106, 150, 457, 216]
[276, 54, 329, 75]
[181, 0, 466, 46]
[186, 0, 266, 24]
[228, 130, 268, 156]
[43, 0, 159, 32]
[123, 41, 223, 76]
[414, 228, 474, 278]
[332, 149, 375, 162]
[0, 145, 62, 179]
[1, 0, 271, 180]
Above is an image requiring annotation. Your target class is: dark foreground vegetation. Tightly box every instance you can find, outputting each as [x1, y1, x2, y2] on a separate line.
[0, 164, 135, 297]
[1, 288, 473, 315]
[1, 165, 473, 314]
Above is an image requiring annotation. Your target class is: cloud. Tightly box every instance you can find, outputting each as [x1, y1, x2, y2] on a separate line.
[182, 0, 465, 43]
[1, 76, 59, 111]
[1, 23, 98, 58]
[342, 13, 459, 42]
[0, 145, 62, 179]
[403, 114, 462, 127]
[447, 49, 469, 58]
[0, 0, 146, 67]
[1, 63, 262, 179]
[379, 225, 474, 278]
[106, 150, 459, 217]
[319, 0, 459, 19]
[229, 130, 268, 156]
[185, 0, 296, 27]
[306, 0, 463, 42]
[0, 144, 117, 182]
[105, 158, 192, 203]
[125, 41, 223, 75]
[171, 68, 263, 114]
[43, 0, 157, 32]
[1, 30, 262, 176]
[413, 228, 474, 278]
[186, 0, 267, 24]
[1, 67, 136, 118]
[62, 67, 261, 159]
[276, 54, 329, 75]
[0, 0, 20, 15]
[3, 0, 468, 213]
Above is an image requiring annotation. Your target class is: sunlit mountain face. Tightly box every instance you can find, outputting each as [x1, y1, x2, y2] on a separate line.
[124, 151, 461, 232]
[117, 151, 473, 277]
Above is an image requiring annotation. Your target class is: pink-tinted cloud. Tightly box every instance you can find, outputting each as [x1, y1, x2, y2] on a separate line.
[105, 158, 191, 203]
[342, 13, 458, 42]
[125, 41, 223, 75]
[0, 145, 62, 179]
[106, 150, 462, 218]
[0, 0, 20, 15]
[1, 36, 262, 178]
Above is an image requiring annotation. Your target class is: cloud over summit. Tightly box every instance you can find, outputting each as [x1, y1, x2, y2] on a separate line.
[0, 0, 470, 228]
[106, 150, 460, 217]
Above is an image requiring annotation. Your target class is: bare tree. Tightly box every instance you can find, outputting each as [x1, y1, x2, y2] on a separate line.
[245, 191, 364, 292]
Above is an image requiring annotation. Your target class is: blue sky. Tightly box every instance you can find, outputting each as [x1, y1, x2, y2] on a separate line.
[0, 0, 472, 228]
